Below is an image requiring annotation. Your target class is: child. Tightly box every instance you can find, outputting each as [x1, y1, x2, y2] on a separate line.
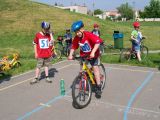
[131, 21, 143, 62]
[68, 20, 103, 98]
[64, 29, 72, 53]
[31, 21, 54, 84]
[91, 23, 101, 37]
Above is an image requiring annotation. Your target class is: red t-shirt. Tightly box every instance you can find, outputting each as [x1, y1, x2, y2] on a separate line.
[71, 31, 103, 58]
[33, 32, 53, 58]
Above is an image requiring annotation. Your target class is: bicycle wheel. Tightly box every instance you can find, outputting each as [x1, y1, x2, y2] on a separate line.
[52, 48, 62, 62]
[99, 44, 105, 55]
[13, 61, 21, 68]
[99, 64, 106, 90]
[119, 48, 131, 62]
[64, 47, 70, 57]
[72, 73, 92, 109]
[140, 45, 148, 60]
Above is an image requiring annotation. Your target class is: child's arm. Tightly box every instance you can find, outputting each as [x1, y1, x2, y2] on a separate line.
[131, 35, 139, 43]
[34, 45, 38, 59]
[50, 32, 55, 46]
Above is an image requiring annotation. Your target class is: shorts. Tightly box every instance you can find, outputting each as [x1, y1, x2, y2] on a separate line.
[36, 57, 52, 68]
[80, 57, 101, 66]
[132, 45, 140, 52]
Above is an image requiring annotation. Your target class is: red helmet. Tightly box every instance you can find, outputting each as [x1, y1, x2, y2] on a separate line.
[133, 22, 140, 27]
[93, 23, 99, 28]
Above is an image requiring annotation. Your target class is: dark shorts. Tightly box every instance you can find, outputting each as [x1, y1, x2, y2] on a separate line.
[36, 57, 52, 68]
[80, 57, 101, 66]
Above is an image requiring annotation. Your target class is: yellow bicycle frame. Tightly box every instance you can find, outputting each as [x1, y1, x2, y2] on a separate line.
[82, 61, 96, 85]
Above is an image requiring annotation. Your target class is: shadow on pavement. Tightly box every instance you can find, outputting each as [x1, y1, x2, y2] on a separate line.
[0, 73, 12, 84]
[39, 68, 58, 80]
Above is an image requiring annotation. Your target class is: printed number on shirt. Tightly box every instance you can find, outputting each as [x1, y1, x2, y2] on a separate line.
[79, 42, 91, 52]
[39, 39, 49, 49]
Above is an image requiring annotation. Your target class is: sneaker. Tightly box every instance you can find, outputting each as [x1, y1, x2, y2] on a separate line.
[95, 85, 102, 99]
[46, 77, 52, 83]
[30, 78, 39, 84]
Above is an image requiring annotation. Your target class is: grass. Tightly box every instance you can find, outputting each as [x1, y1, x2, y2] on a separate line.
[0, 0, 160, 80]
[101, 53, 160, 69]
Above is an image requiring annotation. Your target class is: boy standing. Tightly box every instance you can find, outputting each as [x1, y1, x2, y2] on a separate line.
[31, 21, 54, 84]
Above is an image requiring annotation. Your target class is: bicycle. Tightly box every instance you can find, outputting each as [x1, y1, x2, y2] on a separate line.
[52, 37, 71, 62]
[119, 37, 148, 62]
[0, 53, 21, 72]
[71, 56, 106, 109]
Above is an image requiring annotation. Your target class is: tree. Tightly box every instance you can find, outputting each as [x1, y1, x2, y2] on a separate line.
[54, 2, 58, 6]
[142, 0, 160, 18]
[117, 2, 133, 20]
[94, 9, 103, 15]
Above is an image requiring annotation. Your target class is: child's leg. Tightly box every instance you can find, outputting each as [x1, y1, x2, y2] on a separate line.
[35, 58, 43, 78]
[44, 66, 49, 77]
[93, 66, 101, 85]
[35, 67, 40, 78]
[90, 58, 101, 86]
[137, 51, 141, 61]
[44, 57, 52, 77]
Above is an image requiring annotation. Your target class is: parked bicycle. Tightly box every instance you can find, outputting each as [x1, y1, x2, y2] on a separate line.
[119, 37, 148, 62]
[99, 42, 114, 55]
[52, 36, 71, 62]
[72, 56, 106, 109]
[0, 53, 21, 72]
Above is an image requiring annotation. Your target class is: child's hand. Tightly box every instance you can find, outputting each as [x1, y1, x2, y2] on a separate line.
[90, 52, 95, 58]
[68, 55, 73, 60]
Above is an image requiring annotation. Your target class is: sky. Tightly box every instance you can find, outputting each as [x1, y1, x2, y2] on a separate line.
[34, 0, 150, 10]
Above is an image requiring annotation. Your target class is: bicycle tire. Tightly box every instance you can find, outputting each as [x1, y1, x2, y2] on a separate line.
[13, 62, 21, 68]
[119, 48, 131, 62]
[52, 48, 62, 62]
[99, 64, 106, 90]
[140, 45, 148, 60]
[72, 74, 92, 109]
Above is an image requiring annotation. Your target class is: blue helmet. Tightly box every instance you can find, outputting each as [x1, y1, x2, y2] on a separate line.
[71, 20, 84, 32]
[41, 21, 50, 29]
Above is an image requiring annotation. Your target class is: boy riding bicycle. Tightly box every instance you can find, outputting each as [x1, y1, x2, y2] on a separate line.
[68, 20, 103, 97]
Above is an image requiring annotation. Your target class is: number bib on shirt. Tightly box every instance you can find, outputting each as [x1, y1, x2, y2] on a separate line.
[79, 42, 91, 52]
[39, 39, 49, 49]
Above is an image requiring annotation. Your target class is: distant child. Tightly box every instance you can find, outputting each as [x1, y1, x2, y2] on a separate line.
[92, 23, 104, 55]
[131, 22, 144, 62]
[91, 23, 101, 37]
[64, 29, 72, 52]
[31, 21, 54, 84]
[56, 35, 64, 49]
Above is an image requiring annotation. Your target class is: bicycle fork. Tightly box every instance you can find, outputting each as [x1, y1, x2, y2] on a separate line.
[79, 72, 87, 101]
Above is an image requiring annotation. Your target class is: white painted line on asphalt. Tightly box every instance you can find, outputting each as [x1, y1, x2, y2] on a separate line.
[39, 103, 51, 107]
[64, 95, 160, 115]
[4, 60, 68, 80]
[0, 78, 33, 92]
[0, 63, 72, 92]
[72, 63, 160, 74]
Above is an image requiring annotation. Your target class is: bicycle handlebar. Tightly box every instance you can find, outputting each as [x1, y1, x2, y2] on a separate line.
[74, 55, 93, 61]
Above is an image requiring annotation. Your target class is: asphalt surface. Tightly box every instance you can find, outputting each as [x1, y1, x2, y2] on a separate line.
[0, 60, 160, 120]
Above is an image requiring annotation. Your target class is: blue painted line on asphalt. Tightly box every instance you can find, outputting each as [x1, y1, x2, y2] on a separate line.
[17, 89, 71, 120]
[123, 72, 154, 120]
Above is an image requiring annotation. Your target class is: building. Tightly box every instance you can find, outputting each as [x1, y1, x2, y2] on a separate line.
[95, 10, 121, 20]
[105, 10, 121, 19]
[56, 5, 88, 15]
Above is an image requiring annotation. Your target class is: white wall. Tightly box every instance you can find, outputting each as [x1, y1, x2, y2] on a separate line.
[61, 6, 88, 15]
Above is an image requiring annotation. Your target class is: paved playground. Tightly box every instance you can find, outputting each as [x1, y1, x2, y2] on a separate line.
[0, 60, 160, 120]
